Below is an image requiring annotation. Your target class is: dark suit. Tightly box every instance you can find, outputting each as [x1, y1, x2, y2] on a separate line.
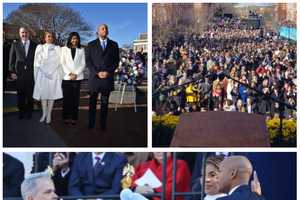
[52, 170, 71, 196]
[3, 153, 25, 197]
[68, 152, 127, 196]
[9, 40, 37, 117]
[217, 185, 265, 200]
[52, 153, 76, 196]
[85, 38, 119, 129]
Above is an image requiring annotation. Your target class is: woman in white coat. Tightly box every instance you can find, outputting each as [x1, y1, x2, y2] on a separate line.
[33, 31, 63, 124]
[60, 32, 85, 125]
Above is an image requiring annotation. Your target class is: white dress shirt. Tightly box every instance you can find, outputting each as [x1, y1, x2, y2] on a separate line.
[204, 193, 227, 200]
[22, 39, 30, 57]
[60, 167, 70, 178]
[92, 152, 106, 166]
[99, 38, 107, 49]
[228, 184, 243, 195]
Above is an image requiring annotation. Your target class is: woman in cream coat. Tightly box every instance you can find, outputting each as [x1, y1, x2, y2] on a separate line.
[60, 32, 85, 125]
[33, 31, 63, 124]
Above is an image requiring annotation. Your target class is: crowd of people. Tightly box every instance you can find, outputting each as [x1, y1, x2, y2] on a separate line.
[152, 16, 297, 120]
[116, 48, 147, 86]
[4, 152, 270, 200]
[7, 24, 145, 132]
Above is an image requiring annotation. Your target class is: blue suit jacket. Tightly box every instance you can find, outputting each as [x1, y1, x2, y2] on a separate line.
[217, 185, 265, 200]
[3, 153, 25, 197]
[68, 152, 127, 196]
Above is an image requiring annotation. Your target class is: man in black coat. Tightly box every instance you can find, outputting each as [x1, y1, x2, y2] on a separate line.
[3, 153, 25, 197]
[217, 156, 265, 200]
[85, 24, 120, 131]
[9, 27, 37, 119]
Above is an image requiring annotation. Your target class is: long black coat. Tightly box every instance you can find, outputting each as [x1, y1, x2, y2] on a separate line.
[85, 38, 119, 92]
[9, 40, 37, 90]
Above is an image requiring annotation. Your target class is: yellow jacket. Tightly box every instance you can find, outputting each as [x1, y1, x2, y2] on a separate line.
[185, 84, 199, 103]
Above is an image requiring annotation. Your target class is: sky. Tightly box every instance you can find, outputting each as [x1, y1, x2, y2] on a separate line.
[3, 3, 147, 47]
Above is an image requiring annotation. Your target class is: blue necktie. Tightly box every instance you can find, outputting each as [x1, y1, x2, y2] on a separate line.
[101, 41, 106, 50]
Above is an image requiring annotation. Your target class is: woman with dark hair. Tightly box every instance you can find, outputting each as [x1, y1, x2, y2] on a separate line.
[33, 31, 63, 124]
[61, 32, 85, 125]
[199, 155, 263, 200]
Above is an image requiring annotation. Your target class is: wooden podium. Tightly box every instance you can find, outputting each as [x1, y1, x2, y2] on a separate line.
[171, 111, 270, 147]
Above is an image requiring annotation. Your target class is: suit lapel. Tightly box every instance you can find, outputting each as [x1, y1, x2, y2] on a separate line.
[96, 39, 104, 54]
[103, 39, 111, 55]
[87, 153, 94, 181]
[27, 41, 34, 59]
[68, 48, 76, 65]
[94, 153, 111, 176]
[73, 48, 79, 64]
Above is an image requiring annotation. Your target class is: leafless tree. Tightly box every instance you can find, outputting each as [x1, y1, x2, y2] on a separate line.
[5, 3, 93, 44]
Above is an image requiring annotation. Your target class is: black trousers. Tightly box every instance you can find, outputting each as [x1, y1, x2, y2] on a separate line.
[88, 90, 110, 127]
[17, 83, 33, 116]
[62, 80, 81, 120]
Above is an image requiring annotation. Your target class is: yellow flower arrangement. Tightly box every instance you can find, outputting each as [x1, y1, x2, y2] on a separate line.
[266, 117, 296, 142]
[153, 114, 179, 129]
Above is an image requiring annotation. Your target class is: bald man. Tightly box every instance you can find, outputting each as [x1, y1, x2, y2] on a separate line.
[217, 156, 265, 200]
[86, 24, 119, 131]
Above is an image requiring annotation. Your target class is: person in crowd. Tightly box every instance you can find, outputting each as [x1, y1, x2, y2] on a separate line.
[61, 32, 85, 125]
[3, 153, 25, 197]
[196, 155, 263, 200]
[127, 152, 191, 200]
[52, 152, 75, 196]
[68, 152, 127, 196]
[123, 152, 151, 167]
[152, 16, 296, 120]
[9, 27, 37, 119]
[86, 24, 120, 131]
[21, 172, 58, 200]
[217, 156, 265, 200]
[33, 31, 63, 124]
[201, 156, 227, 200]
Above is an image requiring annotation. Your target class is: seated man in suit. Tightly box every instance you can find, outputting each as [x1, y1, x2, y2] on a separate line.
[68, 152, 127, 196]
[3, 153, 25, 197]
[217, 156, 265, 200]
[21, 172, 58, 200]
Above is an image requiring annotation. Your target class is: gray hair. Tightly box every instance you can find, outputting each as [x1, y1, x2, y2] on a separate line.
[97, 24, 109, 31]
[19, 27, 28, 33]
[21, 172, 51, 200]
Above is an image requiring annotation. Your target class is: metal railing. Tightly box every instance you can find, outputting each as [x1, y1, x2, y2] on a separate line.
[171, 152, 205, 200]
